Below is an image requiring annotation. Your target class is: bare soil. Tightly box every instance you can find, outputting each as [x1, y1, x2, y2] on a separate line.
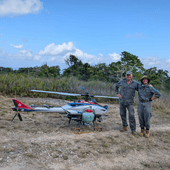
[0, 95, 170, 170]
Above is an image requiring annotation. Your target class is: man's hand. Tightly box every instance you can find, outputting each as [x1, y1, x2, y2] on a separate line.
[149, 84, 153, 87]
[117, 94, 122, 99]
[151, 96, 158, 101]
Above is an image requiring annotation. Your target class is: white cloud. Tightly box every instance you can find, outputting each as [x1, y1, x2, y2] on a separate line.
[18, 49, 32, 58]
[109, 52, 121, 62]
[0, 34, 4, 37]
[1, 48, 33, 59]
[0, 0, 43, 17]
[37, 42, 74, 56]
[166, 59, 170, 64]
[142, 56, 160, 66]
[11, 44, 23, 49]
[35, 42, 105, 65]
[140, 56, 170, 74]
[99, 53, 103, 57]
[73, 48, 101, 64]
[34, 55, 41, 60]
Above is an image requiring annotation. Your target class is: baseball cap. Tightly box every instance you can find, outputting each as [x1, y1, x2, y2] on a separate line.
[126, 71, 132, 75]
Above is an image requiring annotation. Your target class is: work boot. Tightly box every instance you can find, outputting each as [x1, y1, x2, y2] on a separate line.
[145, 130, 149, 138]
[139, 129, 145, 137]
[132, 131, 137, 135]
[120, 126, 127, 132]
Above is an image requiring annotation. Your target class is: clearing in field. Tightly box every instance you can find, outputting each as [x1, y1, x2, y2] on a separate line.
[0, 95, 170, 170]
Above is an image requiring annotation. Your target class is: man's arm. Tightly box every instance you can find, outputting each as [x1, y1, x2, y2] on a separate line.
[115, 80, 122, 98]
[135, 81, 140, 91]
[150, 86, 161, 101]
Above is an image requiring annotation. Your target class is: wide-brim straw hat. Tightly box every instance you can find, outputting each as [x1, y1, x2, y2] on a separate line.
[141, 75, 150, 84]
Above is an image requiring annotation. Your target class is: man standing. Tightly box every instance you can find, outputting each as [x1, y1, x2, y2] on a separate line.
[115, 71, 139, 134]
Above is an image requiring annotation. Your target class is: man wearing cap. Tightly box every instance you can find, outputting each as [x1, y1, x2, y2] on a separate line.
[138, 75, 161, 138]
[115, 71, 139, 134]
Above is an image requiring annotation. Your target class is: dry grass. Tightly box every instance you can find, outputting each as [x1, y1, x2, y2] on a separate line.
[152, 96, 170, 115]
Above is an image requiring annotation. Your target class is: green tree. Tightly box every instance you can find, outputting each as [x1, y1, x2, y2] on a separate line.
[145, 67, 169, 90]
[0, 67, 13, 74]
[63, 55, 83, 77]
[120, 51, 145, 81]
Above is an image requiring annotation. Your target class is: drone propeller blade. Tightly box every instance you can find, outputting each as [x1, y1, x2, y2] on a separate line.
[31, 90, 81, 96]
[93, 95, 119, 99]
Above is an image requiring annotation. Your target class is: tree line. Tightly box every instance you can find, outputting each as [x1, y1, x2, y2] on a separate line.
[0, 51, 169, 91]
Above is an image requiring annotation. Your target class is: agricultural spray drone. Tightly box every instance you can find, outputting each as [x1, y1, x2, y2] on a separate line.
[11, 87, 119, 134]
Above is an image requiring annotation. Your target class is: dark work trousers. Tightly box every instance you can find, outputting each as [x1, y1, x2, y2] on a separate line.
[119, 103, 136, 131]
[138, 101, 152, 129]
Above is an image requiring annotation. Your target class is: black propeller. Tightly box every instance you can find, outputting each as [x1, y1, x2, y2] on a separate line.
[11, 100, 23, 122]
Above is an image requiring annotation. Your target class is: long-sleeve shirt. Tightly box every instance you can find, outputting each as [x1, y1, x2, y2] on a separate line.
[115, 78, 139, 105]
[138, 84, 161, 102]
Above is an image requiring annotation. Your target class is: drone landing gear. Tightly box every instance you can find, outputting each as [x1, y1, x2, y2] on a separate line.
[11, 100, 23, 122]
[74, 121, 101, 134]
[11, 111, 23, 122]
[74, 127, 101, 134]
[64, 119, 71, 125]
[11, 111, 36, 122]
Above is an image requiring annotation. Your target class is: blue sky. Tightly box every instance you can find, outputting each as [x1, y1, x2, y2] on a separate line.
[0, 0, 170, 73]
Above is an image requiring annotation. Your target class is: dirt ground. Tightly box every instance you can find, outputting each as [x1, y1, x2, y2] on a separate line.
[0, 95, 170, 170]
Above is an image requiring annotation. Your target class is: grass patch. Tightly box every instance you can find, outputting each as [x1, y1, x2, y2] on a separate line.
[116, 144, 134, 154]
[101, 143, 109, 148]
[31, 142, 39, 146]
[13, 126, 22, 129]
[53, 154, 59, 158]
[0, 147, 14, 153]
[0, 74, 118, 103]
[78, 153, 86, 158]
[63, 156, 68, 160]
[56, 150, 62, 154]
[0, 111, 6, 116]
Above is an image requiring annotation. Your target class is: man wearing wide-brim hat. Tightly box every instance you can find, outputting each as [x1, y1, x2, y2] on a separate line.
[115, 71, 139, 134]
[138, 75, 161, 138]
